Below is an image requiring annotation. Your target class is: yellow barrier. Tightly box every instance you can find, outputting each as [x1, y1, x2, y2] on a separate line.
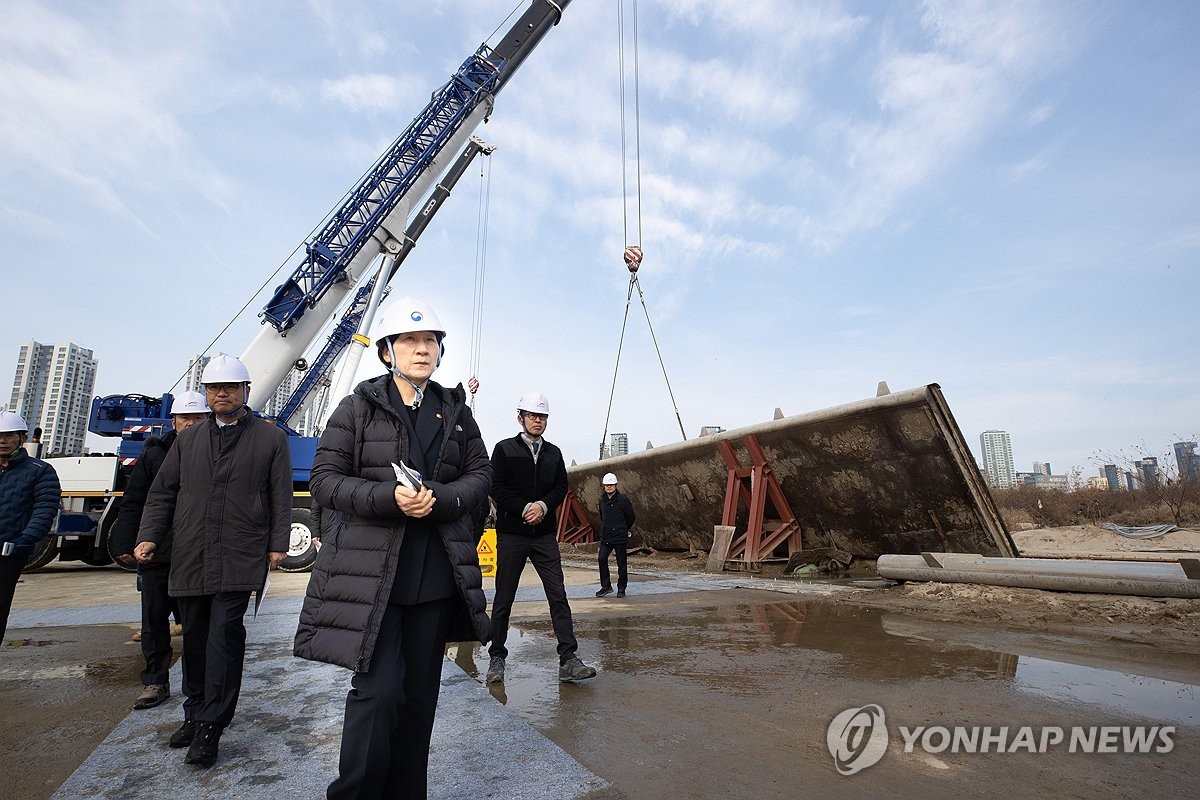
[477, 527, 497, 578]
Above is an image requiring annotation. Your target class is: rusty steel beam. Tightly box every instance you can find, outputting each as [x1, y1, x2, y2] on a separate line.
[565, 384, 1016, 560]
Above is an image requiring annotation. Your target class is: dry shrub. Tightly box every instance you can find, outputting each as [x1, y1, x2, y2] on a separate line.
[992, 486, 1185, 528]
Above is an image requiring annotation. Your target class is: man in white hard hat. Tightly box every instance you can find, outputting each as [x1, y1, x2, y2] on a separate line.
[596, 472, 636, 598]
[486, 392, 596, 684]
[134, 354, 292, 768]
[111, 391, 210, 711]
[0, 411, 61, 641]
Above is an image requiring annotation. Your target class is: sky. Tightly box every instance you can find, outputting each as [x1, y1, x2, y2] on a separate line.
[2, 0, 1197, 475]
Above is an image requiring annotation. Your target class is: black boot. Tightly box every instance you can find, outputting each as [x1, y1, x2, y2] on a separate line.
[169, 720, 197, 748]
[185, 722, 223, 767]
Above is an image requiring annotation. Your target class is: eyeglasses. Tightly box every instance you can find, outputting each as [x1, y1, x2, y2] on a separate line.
[523, 413, 548, 422]
[205, 383, 242, 394]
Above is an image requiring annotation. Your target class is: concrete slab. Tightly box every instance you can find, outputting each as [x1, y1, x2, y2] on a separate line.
[50, 596, 608, 800]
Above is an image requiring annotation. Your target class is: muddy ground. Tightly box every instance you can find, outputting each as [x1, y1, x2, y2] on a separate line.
[3, 529, 1198, 799]
[599, 524, 1200, 654]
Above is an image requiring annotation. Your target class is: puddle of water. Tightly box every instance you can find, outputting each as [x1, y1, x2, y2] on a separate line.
[1015, 656, 1200, 726]
[478, 595, 1200, 799]
[490, 596, 1200, 739]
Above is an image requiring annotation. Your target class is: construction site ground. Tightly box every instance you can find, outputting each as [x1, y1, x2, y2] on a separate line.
[2, 525, 1197, 799]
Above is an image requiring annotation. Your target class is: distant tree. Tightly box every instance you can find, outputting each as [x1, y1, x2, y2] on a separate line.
[1066, 465, 1085, 492]
[1092, 438, 1200, 528]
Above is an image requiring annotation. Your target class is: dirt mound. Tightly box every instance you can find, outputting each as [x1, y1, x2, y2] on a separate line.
[1012, 524, 1200, 558]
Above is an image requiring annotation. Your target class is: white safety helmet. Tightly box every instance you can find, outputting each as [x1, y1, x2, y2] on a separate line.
[517, 392, 550, 416]
[375, 296, 447, 372]
[0, 410, 29, 433]
[602, 472, 618, 485]
[201, 353, 252, 384]
[171, 391, 210, 416]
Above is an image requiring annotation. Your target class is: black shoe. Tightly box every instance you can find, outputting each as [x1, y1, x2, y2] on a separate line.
[185, 722, 222, 767]
[169, 720, 197, 748]
[595, 586, 614, 597]
[616, 589, 626, 598]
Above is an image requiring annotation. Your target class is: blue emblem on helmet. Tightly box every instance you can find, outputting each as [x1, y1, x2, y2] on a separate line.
[410, 311, 423, 322]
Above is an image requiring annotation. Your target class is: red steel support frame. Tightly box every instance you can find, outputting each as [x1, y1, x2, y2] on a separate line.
[717, 435, 803, 570]
[556, 487, 595, 545]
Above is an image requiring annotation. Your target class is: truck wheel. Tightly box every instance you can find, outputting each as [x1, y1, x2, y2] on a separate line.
[278, 507, 318, 573]
[21, 537, 59, 572]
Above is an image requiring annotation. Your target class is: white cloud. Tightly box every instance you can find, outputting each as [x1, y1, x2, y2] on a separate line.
[999, 146, 1057, 184]
[1026, 102, 1055, 126]
[319, 73, 412, 114]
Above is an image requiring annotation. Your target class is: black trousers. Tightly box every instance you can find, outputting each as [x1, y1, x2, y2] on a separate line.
[0, 552, 30, 642]
[139, 567, 176, 686]
[328, 597, 457, 800]
[176, 591, 251, 727]
[488, 532, 578, 664]
[598, 541, 628, 591]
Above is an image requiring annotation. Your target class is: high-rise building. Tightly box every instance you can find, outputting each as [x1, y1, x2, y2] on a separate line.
[609, 432, 629, 458]
[979, 430, 1015, 489]
[1033, 461, 1051, 476]
[1102, 464, 1123, 491]
[259, 367, 320, 436]
[9, 341, 98, 456]
[1133, 457, 1159, 488]
[184, 355, 211, 392]
[699, 426, 725, 437]
[1174, 441, 1199, 482]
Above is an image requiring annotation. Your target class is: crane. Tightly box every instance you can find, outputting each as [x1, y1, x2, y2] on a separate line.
[43, 1, 573, 575]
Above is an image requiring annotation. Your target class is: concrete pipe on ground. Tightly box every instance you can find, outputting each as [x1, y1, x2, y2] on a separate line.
[876, 553, 1200, 599]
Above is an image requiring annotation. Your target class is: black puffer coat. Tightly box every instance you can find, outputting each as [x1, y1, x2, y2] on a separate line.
[0, 449, 60, 556]
[294, 376, 491, 673]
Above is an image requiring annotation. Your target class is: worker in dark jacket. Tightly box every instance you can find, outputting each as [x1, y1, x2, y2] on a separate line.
[0, 411, 60, 641]
[135, 354, 291, 768]
[595, 472, 635, 598]
[294, 296, 492, 800]
[110, 390, 210, 711]
[486, 392, 596, 686]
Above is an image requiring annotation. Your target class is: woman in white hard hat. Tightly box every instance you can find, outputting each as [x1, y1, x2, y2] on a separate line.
[294, 296, 491, 800]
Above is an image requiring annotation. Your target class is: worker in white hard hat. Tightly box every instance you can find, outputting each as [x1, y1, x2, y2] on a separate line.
[0, 410, 61, 640]
[596, 472, 636, 598]
[485, 392, 597, 685]
[294, 295, 492, 800]
[110, 390, 210, 711]
[134, 353, 292, 768]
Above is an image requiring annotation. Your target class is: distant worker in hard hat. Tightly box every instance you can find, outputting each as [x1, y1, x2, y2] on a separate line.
[0, 411, 61, 641]
[134, 354, 292, 768]
[596, 472, 635, 598]
[486, 392, 597, 685]
[110, 391, 210, 711]
[293, 296, 492, 800]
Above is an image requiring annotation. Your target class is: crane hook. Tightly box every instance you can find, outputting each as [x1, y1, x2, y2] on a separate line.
[623, 245, 643, 273]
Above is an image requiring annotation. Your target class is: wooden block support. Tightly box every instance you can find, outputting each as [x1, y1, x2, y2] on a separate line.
[707, 526, 735, 572]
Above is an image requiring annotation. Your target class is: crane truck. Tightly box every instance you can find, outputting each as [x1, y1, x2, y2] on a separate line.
[30, 0, 572, 574]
